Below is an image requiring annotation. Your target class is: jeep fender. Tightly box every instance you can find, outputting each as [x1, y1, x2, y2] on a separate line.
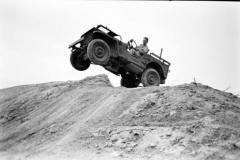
[146, 62, 165, 84]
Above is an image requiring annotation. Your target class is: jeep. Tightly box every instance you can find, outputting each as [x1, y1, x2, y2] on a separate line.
[69, 25, 171, 88]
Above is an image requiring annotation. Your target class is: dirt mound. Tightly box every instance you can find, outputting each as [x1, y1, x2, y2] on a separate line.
[0, 74, 240, 160]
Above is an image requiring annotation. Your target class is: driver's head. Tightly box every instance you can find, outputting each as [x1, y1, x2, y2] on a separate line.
[143, 37, 148, 45]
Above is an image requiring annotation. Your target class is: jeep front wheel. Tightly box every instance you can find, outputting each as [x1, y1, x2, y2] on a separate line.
[87, 39, 110, 65]
[141, 68, 160, 87]
[70, 51, 90, 71]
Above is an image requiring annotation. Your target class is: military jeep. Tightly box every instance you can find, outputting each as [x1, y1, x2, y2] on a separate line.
[69, 25, 171, 88]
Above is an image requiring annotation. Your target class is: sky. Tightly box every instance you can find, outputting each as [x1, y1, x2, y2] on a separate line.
[0, 0, 239, 94]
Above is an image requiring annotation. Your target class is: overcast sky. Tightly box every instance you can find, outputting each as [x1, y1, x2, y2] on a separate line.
[0, 0, 239, 94]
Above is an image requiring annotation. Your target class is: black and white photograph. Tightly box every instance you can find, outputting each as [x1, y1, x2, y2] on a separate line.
[0, 0, 240, 159]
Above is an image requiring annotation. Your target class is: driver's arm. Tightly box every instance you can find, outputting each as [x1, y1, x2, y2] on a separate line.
[137, 44, 143, 52]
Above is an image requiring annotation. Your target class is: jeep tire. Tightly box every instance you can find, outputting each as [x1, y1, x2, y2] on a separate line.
[70, 51, 90, 71]
[120, 78, 139, 88]
[87, 39, 110, 65]
[120, 73, 140, 88]
[141, 68, 160, 87]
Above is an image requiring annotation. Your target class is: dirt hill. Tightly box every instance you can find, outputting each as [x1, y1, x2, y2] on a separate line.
[0, 74, 240, 160]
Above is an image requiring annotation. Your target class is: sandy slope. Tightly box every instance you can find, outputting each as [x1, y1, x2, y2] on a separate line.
[0, 74, 240, 160]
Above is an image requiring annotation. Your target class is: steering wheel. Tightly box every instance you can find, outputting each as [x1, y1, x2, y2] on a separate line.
[128, 39, 138, 50]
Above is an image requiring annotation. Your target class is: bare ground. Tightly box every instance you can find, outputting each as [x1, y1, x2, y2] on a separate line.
[0, 74, 240, 160]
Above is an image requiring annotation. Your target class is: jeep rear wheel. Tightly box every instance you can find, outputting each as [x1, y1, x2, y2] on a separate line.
[87, 39, 110, 65]
[141, 68, 160, 87]
[120, 78, 138, 88]
[70, 51, 90, 71]
[120, 74, 140, 88]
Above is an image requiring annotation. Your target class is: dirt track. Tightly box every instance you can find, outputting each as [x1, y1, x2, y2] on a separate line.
[0, 74, 240, 160]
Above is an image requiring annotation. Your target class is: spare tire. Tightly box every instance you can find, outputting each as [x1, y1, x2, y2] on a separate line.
[87, 39, 111, 65]
[141, 68, 160, 87]
[70, 51, 90, 71]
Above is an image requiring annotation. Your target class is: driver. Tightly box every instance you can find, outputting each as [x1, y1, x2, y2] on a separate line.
[129, 37, 149, 56]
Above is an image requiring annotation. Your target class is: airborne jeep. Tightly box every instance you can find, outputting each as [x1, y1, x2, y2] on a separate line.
[69, 25, 171, 88]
